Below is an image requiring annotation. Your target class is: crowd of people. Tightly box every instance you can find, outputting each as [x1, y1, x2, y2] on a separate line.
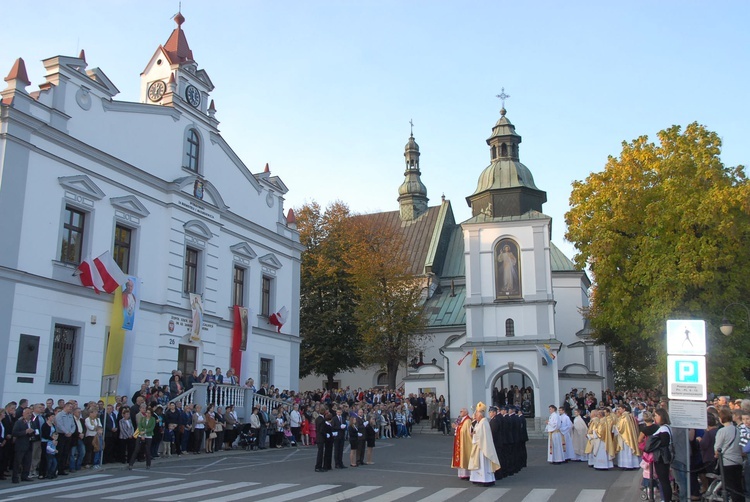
[0, 373, 450, 484]
[542, 389, 750, 502]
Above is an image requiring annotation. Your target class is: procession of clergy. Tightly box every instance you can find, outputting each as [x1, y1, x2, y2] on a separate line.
[451, 402, 640, 487]
[451, 402, 529, 487]
[545, 403, 641, 470]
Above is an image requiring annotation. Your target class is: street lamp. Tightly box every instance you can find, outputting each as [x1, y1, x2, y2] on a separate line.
[720, 302, 750, 336]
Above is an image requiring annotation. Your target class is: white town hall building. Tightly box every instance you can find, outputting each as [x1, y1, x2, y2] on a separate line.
[0, 15, 302, 405]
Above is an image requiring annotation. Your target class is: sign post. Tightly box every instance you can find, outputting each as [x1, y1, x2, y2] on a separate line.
[666, 320, 708, 502]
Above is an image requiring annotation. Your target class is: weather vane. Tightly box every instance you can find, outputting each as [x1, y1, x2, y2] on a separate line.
[496, 87, 510, 109]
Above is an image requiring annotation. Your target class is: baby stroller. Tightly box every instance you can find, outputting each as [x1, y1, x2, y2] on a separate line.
[282, 428, 297, 447]
[237, 424, 258, 451]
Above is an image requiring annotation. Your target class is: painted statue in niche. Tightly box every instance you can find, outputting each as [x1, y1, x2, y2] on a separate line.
[495, 239, 521, 299]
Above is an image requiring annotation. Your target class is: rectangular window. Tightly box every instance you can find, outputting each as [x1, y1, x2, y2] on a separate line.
[233, 266, 245, 306]
[177, 344, 197, 377]
[184, 247, 199, 293]
[113, 224, 132, 274]
[60, 206, 86, 264]
[50, 324, 77, 384]
[261, 276, 272, 316]
[260, 357, 272, 386]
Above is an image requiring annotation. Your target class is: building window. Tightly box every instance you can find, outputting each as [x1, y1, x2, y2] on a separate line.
[113, 224, 132, 274]
[260, 357, 272, 386]
[376, 373, 388, 386]
[505, 318, 515, 337]
[501, 143, 508, 157]
[50, 324, 77, 384]
[184, 247, 200, 293]
[178, 344, 197, 377]
[233, 266, 246, 306]
[60, 206, 86, 264]
[185, 129, 200, 172]
[261, 276, 272, 316]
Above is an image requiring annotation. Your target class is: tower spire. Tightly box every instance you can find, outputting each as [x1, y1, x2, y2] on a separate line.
[398, 123, 428, 221]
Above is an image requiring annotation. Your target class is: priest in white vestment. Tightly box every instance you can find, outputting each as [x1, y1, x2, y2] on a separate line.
[545, 405, 565, 464]
[468, 402, 500, 486]
[571, 408, 589, 461]
[558, 408, 576, 461]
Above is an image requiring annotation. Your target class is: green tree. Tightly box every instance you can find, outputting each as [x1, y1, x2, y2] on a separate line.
[297, 201, 361, 389]
[565, 123, 750, 394]
[345, 215, 429, 390]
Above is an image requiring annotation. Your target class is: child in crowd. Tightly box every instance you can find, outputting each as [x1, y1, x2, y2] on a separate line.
[92, 426, 104, 469]
[162, 423, 176, 458]
[300, 415, 310, 446]
[46, 433, 59, 479]
[283, 424, 297, 447]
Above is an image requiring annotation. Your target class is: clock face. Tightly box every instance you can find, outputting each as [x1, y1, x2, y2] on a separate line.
[185, 85, 201, 108]
[147, 80, 166, 102]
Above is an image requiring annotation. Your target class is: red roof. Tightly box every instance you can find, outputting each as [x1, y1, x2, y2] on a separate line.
[286, 208, 296, 224]
[163, 13, 194, 64]
[5, 58, 30, 86]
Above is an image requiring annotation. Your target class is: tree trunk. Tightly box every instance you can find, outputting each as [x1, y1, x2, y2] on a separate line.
[386, 359, 400, 390]
[326, 374, 335, 390]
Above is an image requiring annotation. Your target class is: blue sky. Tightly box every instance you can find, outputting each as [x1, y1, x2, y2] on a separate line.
[2, 1, 748, 260]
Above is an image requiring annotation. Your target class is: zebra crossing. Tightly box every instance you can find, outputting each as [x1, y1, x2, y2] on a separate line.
[0, 474, 610, 502]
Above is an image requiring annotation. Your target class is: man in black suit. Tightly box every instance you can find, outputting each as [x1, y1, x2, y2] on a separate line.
[331, 407, 347, 469]
[104, 404, 119, 464]
[488, 406, 504, 479]
[322, 413, 334, 471]
[2, 402, 17, 476]
[12, 407, 35, 483]
[314, 406, 327, 472]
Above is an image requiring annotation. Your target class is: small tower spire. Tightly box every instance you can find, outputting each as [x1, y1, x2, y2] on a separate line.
[398, 122, 428, 221]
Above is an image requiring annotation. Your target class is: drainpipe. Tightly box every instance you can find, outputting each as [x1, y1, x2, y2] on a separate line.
[439, 347, 450, 410]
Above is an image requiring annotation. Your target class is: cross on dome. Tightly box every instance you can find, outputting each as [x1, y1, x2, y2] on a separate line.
[496, 87, 510, 116]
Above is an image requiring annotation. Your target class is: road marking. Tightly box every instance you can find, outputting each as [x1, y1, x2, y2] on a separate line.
[0, 474, 112, 496]
[62, 476, 182, 498]
[317, 486, 381, 501]
[416, 487, 466, 502]
[102, 479, 221, 499]
[151, 482, 258, 501]
[362, 486, 423, 502]
[254, 484, 340, 502]
[574, 489, 606, 501]
[521, 488, 556, 502]
[211, 483, 298, 502]
[3, 475, 145, 501]
[191, 456, 226, 473]
[467, 488, 511, 501]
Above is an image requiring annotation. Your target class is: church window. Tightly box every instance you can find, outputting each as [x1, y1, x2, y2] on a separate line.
[185, 129, 200, 173]
[491, 145, 496, 160]
[376, 373, 388, 386]
[505, 319, 515, 337]
[501, 143, 508, 157]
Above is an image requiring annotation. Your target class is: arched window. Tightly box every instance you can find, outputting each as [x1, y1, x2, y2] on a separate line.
[376, 373, 388, 386]
[491, 145, 497, 160]
[505, 318, 515, 337]
[185, 129, 200, 173]
[500, 143, 508, 157]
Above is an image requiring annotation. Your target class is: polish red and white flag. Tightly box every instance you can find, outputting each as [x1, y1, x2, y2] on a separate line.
[74, 251, 127, 294]
[268, 306, 289, 333]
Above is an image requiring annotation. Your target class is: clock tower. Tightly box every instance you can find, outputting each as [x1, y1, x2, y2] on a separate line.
[140, 12, 215, 117]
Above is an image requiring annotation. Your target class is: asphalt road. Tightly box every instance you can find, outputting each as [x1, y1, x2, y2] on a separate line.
[0, 434, 644, 502]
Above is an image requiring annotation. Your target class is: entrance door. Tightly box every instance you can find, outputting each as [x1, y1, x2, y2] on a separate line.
[177, 344, 197, 377]
[494, 370, 535, 417]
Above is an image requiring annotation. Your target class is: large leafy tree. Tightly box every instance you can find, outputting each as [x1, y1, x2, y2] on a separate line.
[297, 201, 361, 389]
[565, 123, 750, 393]
[345, 215, 429, 390]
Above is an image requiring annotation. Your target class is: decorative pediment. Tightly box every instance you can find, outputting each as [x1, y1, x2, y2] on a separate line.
[85, 67, 120, 97]
[58, 175, 105, 200]
[259, 253, 282, 270]
[110, 195, 150, 218]
[172, 176, 228, 211]
[230, 242, 257, 260]
[184, 219, 212, 240]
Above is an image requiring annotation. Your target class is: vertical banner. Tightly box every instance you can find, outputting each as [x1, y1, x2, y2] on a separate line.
[121, 276, 139, 330]
[189, 293, 203, 342]
[102, 287, 126, 405]
[232, 306, 249, 378]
